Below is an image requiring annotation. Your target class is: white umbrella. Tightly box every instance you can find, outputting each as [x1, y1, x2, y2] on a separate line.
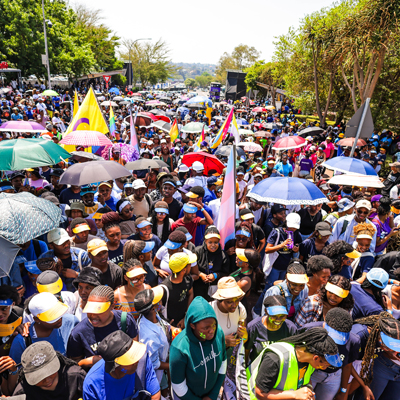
[113, 96, 124, 101]
[328, 174, 384, 188]
[237, 142, 263, 152]
[100, 101, 118, 107]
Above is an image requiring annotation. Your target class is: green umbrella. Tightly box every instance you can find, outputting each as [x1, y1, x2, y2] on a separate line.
[0, 138, 71, 170]
[41, 89, 60, 97]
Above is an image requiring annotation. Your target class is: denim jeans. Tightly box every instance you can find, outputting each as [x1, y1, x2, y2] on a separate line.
[311, 368, 341, 400]
[368, 355, 400, 400]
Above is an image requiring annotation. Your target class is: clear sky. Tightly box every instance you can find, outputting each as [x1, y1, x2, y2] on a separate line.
[80, 0, 336, 65]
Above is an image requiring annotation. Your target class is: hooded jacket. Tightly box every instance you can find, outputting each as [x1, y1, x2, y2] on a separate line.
[170, 296, 227, 400]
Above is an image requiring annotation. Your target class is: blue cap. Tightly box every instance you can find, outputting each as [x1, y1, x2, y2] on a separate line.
[381, 332, 400, 352]
[24, 260, 42, 275]
[164, 240, 182, 250]
[183, 204, 198, 213]
[236, 230, 251, 238]
[155, 208, 169, 214]
[0, 299, 13, 306]
[185, 232, 193, 241]
[324, 353, 343, 368]
[325, 323, 350, 345]
[137, 220, 152, 229]
[267, 306, 288, 316]
[207, 177, 218, 186]
[142, 241, 155, 253]
[367, 268, 389, 289]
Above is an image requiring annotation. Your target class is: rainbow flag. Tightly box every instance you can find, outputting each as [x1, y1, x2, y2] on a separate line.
[231, 113, 240, 143]
[169, 119, 179, 142]
[210, 107, 234, 149]
[217, 145, 236, 248]
[194, 124, 205, 151]
[130, 108, 139, 152]
[109, 103, 116, 137]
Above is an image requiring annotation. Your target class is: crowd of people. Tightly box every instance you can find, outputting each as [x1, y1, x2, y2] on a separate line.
[1, 82, 400, 400]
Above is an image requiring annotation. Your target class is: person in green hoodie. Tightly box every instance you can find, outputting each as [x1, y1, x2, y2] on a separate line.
[169, 296, 227, 400]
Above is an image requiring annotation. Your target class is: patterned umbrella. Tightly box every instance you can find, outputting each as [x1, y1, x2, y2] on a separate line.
[60, 131, 112, 147]
[0, 192, 61, 244]
[272, 136, 306, 150]
[0, 236, 20, 278]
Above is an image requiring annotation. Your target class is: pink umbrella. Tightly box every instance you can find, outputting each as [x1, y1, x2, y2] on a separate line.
[60, 130, 112, 147]
[0, 121, 46, 132]
[253, 107, 267, 113]
[237, 142, 263, 152]
[273, 136, 306, 150]
[131, 93, 142, 96]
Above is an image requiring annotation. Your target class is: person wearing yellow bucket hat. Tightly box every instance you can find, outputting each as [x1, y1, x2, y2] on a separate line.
[83, 330, 160, 400]
[67, 285, 138, 370]
[159, 252, 197, 329]
[9, 292, 76, 365]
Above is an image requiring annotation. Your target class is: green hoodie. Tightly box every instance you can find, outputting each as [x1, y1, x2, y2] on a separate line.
[169, 296, 227, 400]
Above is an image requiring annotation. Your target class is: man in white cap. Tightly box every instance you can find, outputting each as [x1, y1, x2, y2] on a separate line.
[185, 161, 208, 187]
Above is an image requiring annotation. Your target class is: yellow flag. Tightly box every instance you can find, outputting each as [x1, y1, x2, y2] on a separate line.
[73, 91, 79, 117]
[64, 87, 109, 137]
[169, 119, 179, 142]
[206, 106, 212, 123]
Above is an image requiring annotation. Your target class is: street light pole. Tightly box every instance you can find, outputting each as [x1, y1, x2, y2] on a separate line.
[127, 38, 151, 88]
[41, 0, 51, 89]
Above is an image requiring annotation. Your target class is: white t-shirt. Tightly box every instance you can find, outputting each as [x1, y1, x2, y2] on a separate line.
[210, 300, 247, 336]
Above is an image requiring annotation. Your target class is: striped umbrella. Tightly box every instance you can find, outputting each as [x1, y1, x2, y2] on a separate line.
[60, 130, 112, 147]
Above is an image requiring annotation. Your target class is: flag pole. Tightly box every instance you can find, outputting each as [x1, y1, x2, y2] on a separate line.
[349, 98, 370, 158]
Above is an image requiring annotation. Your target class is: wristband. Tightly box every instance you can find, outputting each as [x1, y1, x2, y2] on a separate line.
[9, 367, 19, 376]
[213, 273, 217, 279]
[389, 279, 394, 285]
[201, 208, 205, 212]
[388, 309, 393, 315]
[340, 388, 347, 393]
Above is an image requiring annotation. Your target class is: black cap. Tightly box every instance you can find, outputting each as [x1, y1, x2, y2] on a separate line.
[9, 171, 25, 180]
[271, 204, 286, 214]
[73, 266, 102, 289]
[134, 289, 154, 313]
[50, 168, 64, 177]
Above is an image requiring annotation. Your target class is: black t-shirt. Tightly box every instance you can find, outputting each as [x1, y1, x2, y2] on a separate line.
[382, 172, 400, 196]
[0, 308, 23, 357]
[297, 208, 322, 236]
[161, 275, 193, 323]
[108, 242, 124, 267]
[150, 198, 183, 221]
[256, 351, 309, 393]
[62, 257, 73, 270]
[245, 317, 297, 364]
[302, 322, 361, 372]
[91, 261, 123, 290]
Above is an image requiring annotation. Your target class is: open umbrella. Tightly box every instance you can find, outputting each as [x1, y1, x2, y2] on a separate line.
[113, 96, 124, 101]
[59, 160, 131, 186]
[60, 131, 112, 147]
[273, 136, 306, 150]
[0, 138, 71, 170]
[109, 87, 120, 95]
[41, 89, 60, 97]
[126, 159, 165, 170]
[252, 107, 267, 113]
[0, 192, 62, 244]
[185, 96, 212, 107]
[263, 123, 278, 130]
[0, 121, 46, 133]
[247, 177, 328, 205]
[124, 113, 154, 127]
[181, 122, 208, 134]
[215, 145, 246, 158]
[265, 106, 275, 110]
[298, 127, 324, 136]
[237, 142, 263, 152]
[328, 173, 384, 188]
[100, 101, 118, 107]
[322, 156, 377, 176]
[150, 109, 166, 116]
[254, 131, 273, 138]
[337, 138, 367, 147]
[181, 152, 224, 175]
[236, 118, 249, 126]
[238, 128, 253, 135]
[70, 151, 104, 162]
[151, 120, 171, 133]
[0, 236, 21, 278]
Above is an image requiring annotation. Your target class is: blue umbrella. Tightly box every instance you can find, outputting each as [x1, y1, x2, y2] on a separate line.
[186, 96, 212, 107]
[108, 87, 120, 95]
[322, 156, 377, 176]
[247, 177, 328, 205]
[236, 118, 249, 125]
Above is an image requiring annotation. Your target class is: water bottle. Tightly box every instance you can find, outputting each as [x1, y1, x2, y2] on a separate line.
[287, 230, 294, 249]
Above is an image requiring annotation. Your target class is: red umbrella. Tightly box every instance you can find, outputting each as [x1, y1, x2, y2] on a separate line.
[182, 152, 224, 175]
[252, 107, 267, 113]
[154, 115, 171, 123]
[60, 130, 112, 147]
[337, 138, 367, 147]
[272, 136, 306, 150]
[253, 122, 262, 128]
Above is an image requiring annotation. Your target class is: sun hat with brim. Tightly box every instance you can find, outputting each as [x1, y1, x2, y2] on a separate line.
[205, 233, 221, 240]
[345, 250, 361, 259]
[267, 306, 288, 316]
[236, 248, 248, 262]
[324, 353, 343, 368]
[286, 273, 309, 284]
[366, 268, 389, 289]
[28, 292, 68, 323]
[169, 252, 197, 274]
[87, 238, 108, 256]
[315, 222, 332, 236]
[126, 267, 147, 279]
[164, 239, 182, 250]
[21, 341, 60, 386]
[142, 241, 155, 253]
[183, 204, 198, 213]
[73, 267, 102, 289]
[36, 271, 63, 294]
[381, 332, 400, 352]
[24, 260, 41, 275]
[212, 276, 245, 300]
[72, 223, 90, 234]
[337, 198, 355, 212]
[83, 300, 111, 314]
[65, 202, 89, 218]
[325, 323, 350, 345]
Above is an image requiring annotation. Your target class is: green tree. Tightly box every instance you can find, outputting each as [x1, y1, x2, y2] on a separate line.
[185, 78, 196, 88]
[195, 72, 214, 88]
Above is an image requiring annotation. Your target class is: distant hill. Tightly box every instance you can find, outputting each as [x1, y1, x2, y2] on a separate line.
[172, 62, 216, 80]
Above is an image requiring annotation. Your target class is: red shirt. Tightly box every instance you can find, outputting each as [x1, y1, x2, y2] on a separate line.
[171, 217, 202, 244]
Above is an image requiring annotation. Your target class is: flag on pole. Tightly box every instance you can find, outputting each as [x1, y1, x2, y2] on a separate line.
[194, 124, 205, 151]
[231, 113, 240, 143]
[217, 145, 236, 248]
[109, 103, 116, 137]
[130, 108, 139, 152]
[64, 87, 109, 136]
[169, 119, 179, 142]
[210, 107, 234, 149]
[73, 91, 79, 117]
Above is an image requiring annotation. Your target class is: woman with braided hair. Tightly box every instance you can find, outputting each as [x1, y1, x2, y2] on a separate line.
[352, 222, 376, 283]
[350, 312, 400, 400]
[250, 326, 341, 400]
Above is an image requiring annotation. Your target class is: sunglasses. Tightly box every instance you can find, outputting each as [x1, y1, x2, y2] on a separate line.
[356, 209, 369, 215]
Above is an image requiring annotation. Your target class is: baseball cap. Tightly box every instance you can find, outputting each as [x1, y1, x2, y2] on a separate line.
[28, 292, 68, 323]
[47, 228, 70, 246]
[36, 271, 63, 294]
[98, 331, 147, 373]
[389, 162, 400, 167]
[192, 161, 204, 171]
[87, 238, 108, 256]
[49, 168, 64, 177]
[178, 184, 192, 194]
[315, 221, 332, 236]
[80, 185, 97, 196]
[136, 217, 152, 229]
[24, 260, 41, 275]
[286, 213, 301, 229]
[271, 204, 286, 214]
[169, 252, 197, 274]
[178, 164, 190, 173]
[240, 209, 255, 221]
[337, 198, 355, 212]
[356, 199, 371, 210]
[366, 268, 389, 289]
[183, 203, 198, 213]
[207, 177, 218, 186]
[132, 179, 146, 190]
[371, 194, 382, 203]
[21, 341, 60, 386]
